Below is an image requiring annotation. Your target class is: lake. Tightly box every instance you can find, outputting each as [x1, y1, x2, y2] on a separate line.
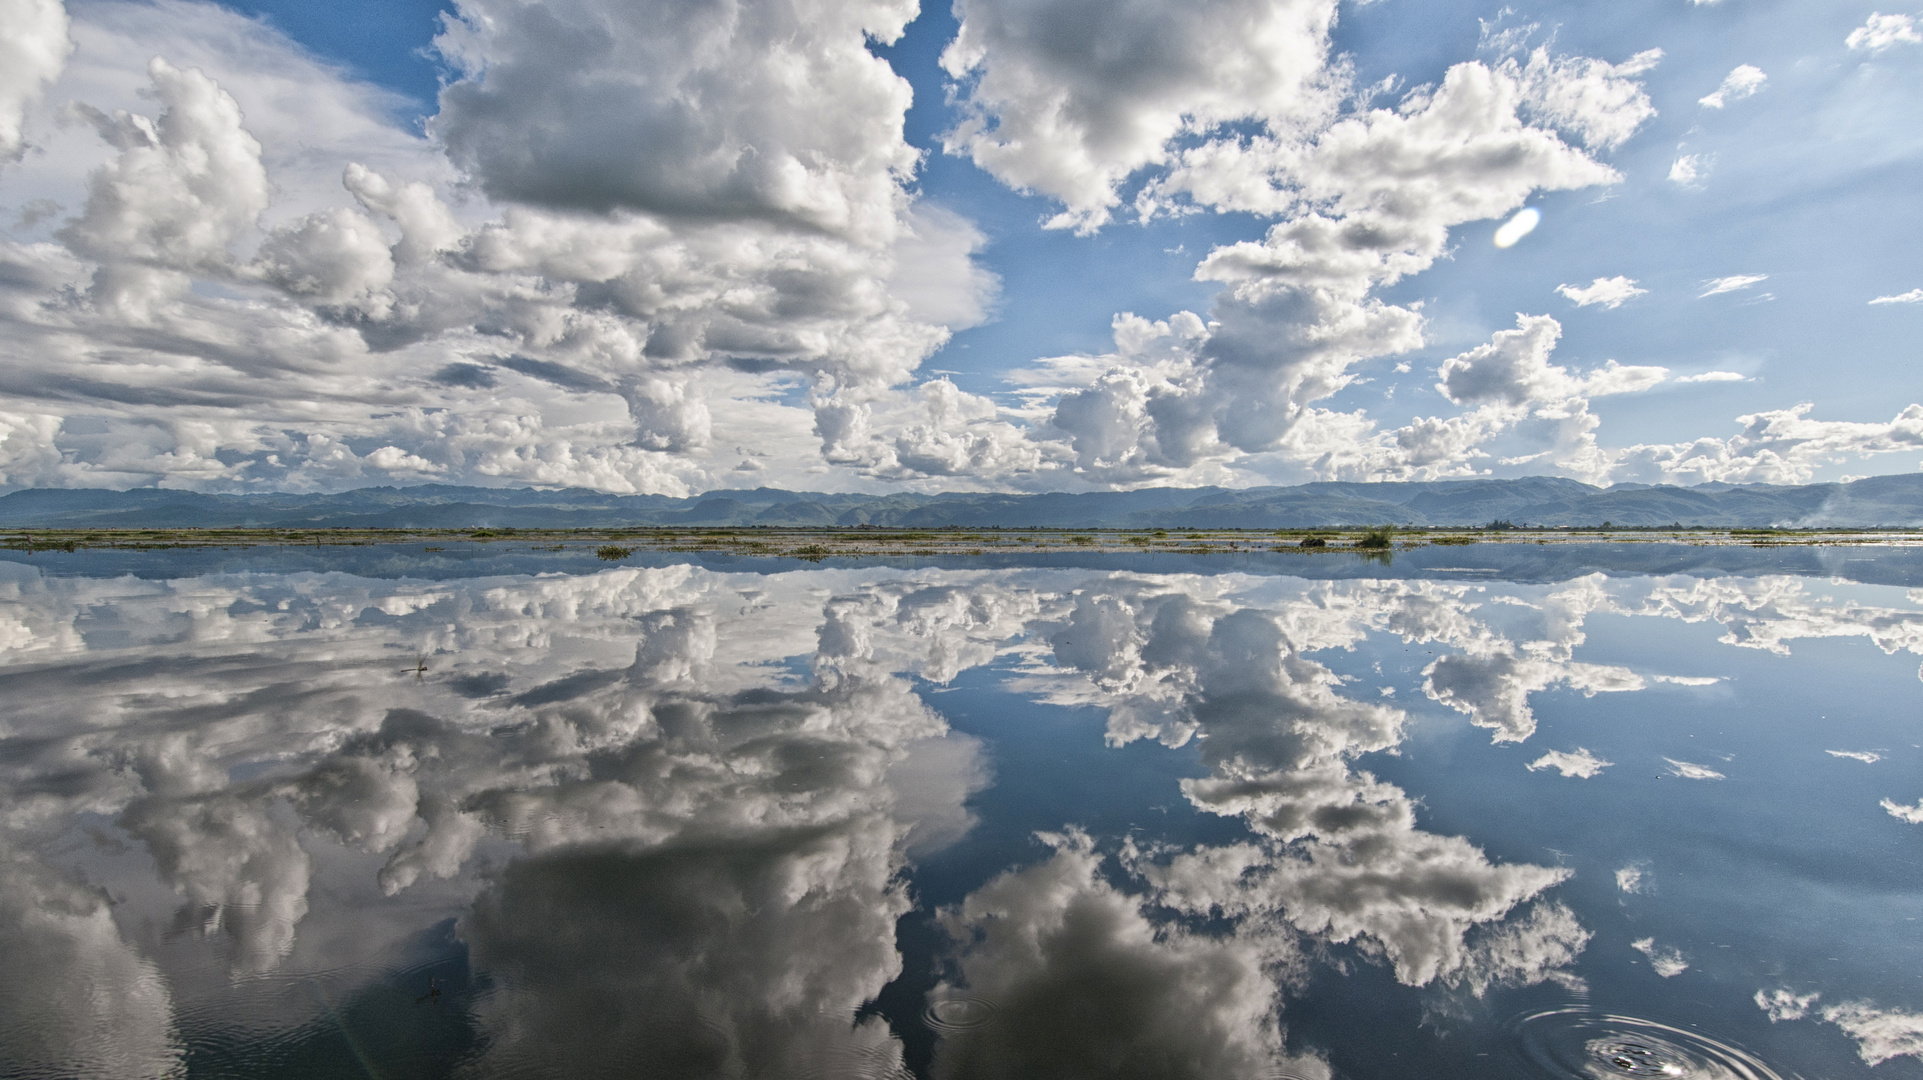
[2, 542, 1921, 1078]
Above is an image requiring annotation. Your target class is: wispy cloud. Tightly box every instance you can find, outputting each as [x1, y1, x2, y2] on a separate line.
[1819, 1000, 1923, 1066]
[1669, 153, 1710, 186]
[1615, 865, 1646, 893]
[1631, 937, 1690, 977]
[1827, 749, 1882, 763]
[1556, 276, 1645, 309]
[1759, 989, 1923, 1067]
[1757, 988, 1820, 1022]
[1882, 798, 1923, 824]
[1870, 288, 1923, 305]
[1665, 757, 1726, 780]
[1674, 372, 1747, 384]
[1699, 65, 1766, 108]
[1527, 747, 1612, 778]
[1699, 274, 1767, 298]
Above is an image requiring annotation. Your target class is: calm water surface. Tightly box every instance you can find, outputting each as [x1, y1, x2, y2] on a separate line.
[3, 544, 1922, 1078]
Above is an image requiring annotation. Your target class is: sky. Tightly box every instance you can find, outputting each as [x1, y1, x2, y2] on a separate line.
[0, 0, 1919, 495]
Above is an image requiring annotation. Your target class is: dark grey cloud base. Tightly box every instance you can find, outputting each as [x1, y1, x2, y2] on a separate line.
[6, 474, 1923, 529]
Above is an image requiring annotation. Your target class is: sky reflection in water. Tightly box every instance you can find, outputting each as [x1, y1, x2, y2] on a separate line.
[2, 547, 1922, 1079]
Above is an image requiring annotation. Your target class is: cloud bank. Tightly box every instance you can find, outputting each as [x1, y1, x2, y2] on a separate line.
[0, 0, 1914, 496]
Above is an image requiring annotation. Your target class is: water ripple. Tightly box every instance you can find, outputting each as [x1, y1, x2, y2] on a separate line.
[922, 994, 998, 1034]
[1511, 1009, 1784, 1080]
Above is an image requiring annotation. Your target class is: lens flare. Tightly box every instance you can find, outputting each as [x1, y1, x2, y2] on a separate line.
[1493, 207, 1542, 248]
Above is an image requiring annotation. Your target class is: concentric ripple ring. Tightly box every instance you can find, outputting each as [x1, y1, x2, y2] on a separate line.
[922, 995, 998, 1033]
[1510, 1009, 1785, 1080]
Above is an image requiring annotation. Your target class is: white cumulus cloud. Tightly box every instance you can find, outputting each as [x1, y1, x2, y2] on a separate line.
[59, 57, 272, 318]
[0, 0, 71, 160]
[0, 0, 1908, 499]
[1612, 403, 1923, 485]
[940, 0, 1342, 232]
[1847, 12, 1923, 52]
[0, 0, 1009, 495]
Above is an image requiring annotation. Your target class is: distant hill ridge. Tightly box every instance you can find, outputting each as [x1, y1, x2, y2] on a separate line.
[3, 474, 1922, 529]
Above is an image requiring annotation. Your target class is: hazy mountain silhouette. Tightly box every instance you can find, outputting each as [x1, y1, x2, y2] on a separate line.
[4, 475, 1922, 529]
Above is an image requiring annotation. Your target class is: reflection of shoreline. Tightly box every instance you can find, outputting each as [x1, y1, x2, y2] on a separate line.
[9, 540, 1923, 596]
[4, 526, 1922, 557]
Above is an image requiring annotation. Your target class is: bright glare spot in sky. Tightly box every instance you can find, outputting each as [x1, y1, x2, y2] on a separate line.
[1492, 207, 1542, 248]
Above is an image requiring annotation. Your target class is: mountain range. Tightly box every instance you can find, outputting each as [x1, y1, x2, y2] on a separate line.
[4, 474, 1923, 529]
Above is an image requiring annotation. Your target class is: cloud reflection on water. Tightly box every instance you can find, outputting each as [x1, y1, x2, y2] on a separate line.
[0, 843, 184, 1080]
[999, 575, 1583, 992]
[1, 557, 1921, 1075]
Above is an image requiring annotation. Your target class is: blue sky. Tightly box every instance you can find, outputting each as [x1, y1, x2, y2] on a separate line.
[0, 0, 1917, 493]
